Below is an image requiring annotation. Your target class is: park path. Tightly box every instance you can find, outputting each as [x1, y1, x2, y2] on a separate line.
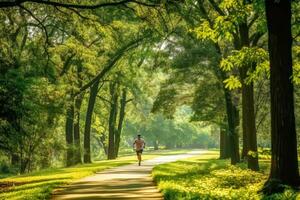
[52, 150, 205, 200]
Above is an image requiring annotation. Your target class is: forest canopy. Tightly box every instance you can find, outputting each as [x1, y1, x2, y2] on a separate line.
[0, 0, 300, 197]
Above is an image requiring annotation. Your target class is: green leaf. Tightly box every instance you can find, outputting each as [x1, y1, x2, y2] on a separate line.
[223, 76, 242, 90]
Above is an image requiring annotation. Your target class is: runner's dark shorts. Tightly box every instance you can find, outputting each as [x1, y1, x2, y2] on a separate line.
[136, 149, 143, 154]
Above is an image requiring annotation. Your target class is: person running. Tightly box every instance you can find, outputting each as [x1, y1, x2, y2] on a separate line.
[133, 134, 145, 166]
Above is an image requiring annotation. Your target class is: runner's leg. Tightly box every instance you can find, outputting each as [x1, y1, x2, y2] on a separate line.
[138, 151, 142, 165]
[136, 151, 139, 162]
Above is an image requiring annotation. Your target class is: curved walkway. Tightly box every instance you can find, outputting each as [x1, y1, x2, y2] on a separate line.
[52, 150, 206, 200]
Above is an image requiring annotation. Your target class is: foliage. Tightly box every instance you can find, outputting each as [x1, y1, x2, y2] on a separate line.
[223, 75, 242, 90]
[123, 110, 216, 150]
[220, 47, 269, 88]
[293, 46, 300, 84]
[0, 2, 299, 199]
[152, 151, 299, 200]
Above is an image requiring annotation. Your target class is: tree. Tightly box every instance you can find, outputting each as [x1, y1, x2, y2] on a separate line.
[83, 80, 100, 163]
[114, 88, 128, 157]
[0, 8, 66, 172]
[107, 81, 118, 160]
[263, 0, 299, 191]
[82, 36, 147, 162]
[65, 97, 75, 166]
[192, 0, 269, 168]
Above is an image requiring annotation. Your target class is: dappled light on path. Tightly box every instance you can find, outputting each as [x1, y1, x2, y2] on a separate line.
[52, 150, 205, 200]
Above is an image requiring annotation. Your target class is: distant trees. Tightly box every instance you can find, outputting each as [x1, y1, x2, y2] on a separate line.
[123, 112, 215, 150]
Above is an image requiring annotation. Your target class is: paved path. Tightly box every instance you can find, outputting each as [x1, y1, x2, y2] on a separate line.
[52, 150, 205, 200]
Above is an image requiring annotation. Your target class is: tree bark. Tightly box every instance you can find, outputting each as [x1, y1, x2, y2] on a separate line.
[73, 94, 83, 164]
[224, 128, 231, 158]
[66, 101, 75, 166]
[265, 0, 299, 186]
[100, 133, 108, 156]
[73, 63, 84, 164]
[107, 82, 118, 160]
[220, 124, 230, 159]
[220, 127, 225, 159]
[83, 80, 100, 163]
[238, 22, 259, 171]
[114, 88, 127, 158]
[224, 89, 240, 165]
[244, 81, 259, 170]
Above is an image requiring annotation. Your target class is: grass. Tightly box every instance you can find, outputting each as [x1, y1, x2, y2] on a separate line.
[0, 148, 191, 200]
[152, 150, 299, 200]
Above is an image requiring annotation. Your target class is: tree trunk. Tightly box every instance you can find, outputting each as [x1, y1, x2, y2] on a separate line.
[73, 63, 83, 164]
[99, 133, 108, 156]
[220, 126, 230, 159]
[154, 139, 159, 150]
[107, 82, 118, 160]
[224, 128, 231, 158]
[83, 80, 100, 163]
[66, 102, 74, 166]
[241, 75, 248, 159]
[237, 24, 248, 162]
[20, 158, 29, 174]
[244, 80, 259, 171]
[220, 127, 225, 159]
[224, 89, 240, 164]
[114, 88, 127, 158]
[264, 0, 299, 187]
[11, 154, 20, 167]
[238, 22, 259, 170]
[212, 43, 240, 164]
[241, 123, 248, 159]
[73, 94, 84, 164]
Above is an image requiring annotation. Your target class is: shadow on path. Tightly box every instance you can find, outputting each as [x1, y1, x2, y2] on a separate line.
[52, 150, 206, 200]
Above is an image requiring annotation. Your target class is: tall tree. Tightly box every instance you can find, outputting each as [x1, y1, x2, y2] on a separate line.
[115, 88, 128, 157]
[73, 62, 84, 164]
[65, 100, 75, 166]
[107, 81, 118, 160]
[263, 0, 299, 190]
[238, 21, 259, 170]
[193, 0, 266, 168]
[81, 37, 146, 163]
[83, 80, 100, 163]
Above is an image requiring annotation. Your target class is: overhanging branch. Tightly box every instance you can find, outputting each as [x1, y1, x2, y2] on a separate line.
[0, 0, 159, 9]
[76, 36, 146, 95]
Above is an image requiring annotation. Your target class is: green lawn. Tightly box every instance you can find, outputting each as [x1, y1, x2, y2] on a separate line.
[0, 149, 191, 200]
[152, 150, 299, 200]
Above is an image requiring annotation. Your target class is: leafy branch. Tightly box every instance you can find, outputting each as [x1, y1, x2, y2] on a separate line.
[0, 0, 159, 9]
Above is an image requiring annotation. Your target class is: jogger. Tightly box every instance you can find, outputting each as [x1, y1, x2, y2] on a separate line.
[133, 134, 145, 166]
